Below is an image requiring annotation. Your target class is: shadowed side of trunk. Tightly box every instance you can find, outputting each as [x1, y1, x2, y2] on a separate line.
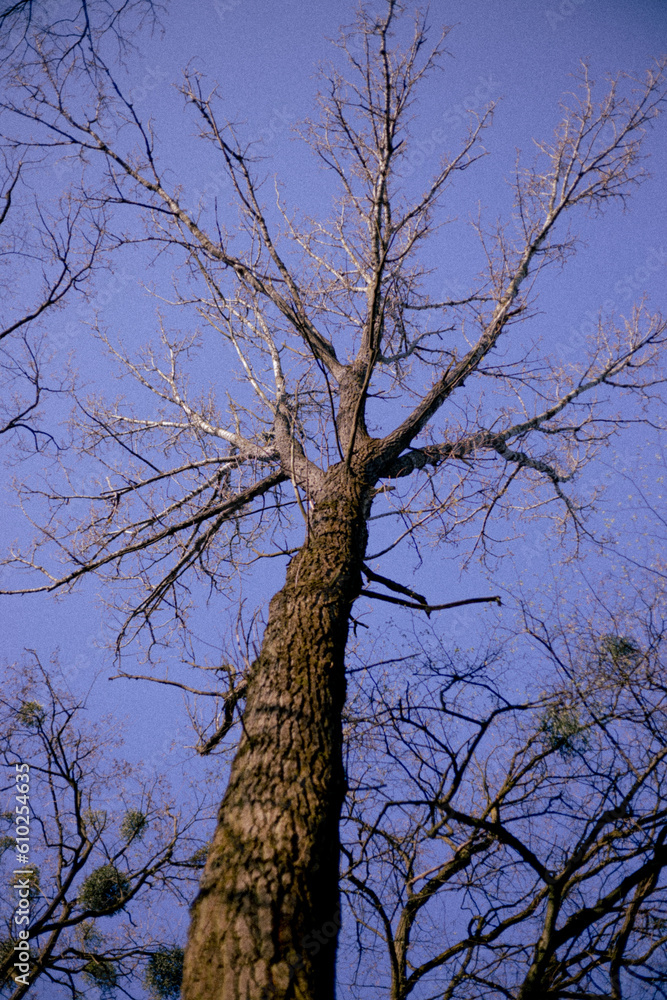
[182, 471, 371, 1000]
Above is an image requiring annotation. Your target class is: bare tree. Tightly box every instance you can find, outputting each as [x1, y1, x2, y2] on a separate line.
[0, 0, 162, 68]
[0, 150, 104, 448]
[0, 654, 212, 999]
[341, 595, 667, 1000]
[0, 2, 665, 997]
[0, 0, 163, 446]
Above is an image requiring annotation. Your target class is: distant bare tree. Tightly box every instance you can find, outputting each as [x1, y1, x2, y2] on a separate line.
[0, 1, 665, 997]
[0, 150, 104, 447]
[0, 0, 163, 446]
[0, 654, 212, 1000]
[0, 0, 162, 68]
[342, 595, 667, 1000]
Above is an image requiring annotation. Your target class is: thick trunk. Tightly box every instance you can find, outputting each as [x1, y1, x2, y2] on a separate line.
[182, 470, 371, 1000]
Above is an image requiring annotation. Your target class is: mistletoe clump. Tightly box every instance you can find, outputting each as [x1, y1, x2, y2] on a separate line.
[79, 865, 130, 912]
[119, 808, 148, 843]
[82, 956, 118, 996]
[145, 947, 184, 999]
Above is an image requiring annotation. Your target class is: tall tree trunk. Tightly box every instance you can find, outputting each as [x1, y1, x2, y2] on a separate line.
[182, 469, 371, 1000]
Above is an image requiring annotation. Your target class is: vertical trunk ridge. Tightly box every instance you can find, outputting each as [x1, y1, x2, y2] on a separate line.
[183, 473, 371, 1000]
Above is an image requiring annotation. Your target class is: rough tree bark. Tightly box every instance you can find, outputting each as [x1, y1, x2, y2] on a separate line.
[183, 470, 373, 1000]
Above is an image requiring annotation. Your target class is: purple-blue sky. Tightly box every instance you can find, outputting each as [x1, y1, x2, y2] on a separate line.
[1, 0, 665, 809]
[6, 0, 664, 711]
[1, 0, 667, 992]
[0, 0, 665, 796]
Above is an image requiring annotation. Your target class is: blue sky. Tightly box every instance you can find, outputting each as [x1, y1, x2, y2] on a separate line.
[1, 1, 667, 993]
[1, 0, 665, 816]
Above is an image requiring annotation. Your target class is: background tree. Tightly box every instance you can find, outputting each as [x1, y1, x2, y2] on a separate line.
[0, 2, 665, 998]
[0, 0, 162, 68]
[341, 590, 667, 999]
[0, 148, 102, 447]
[0, 0, 161, 445]
[0, 654, 212, 999]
